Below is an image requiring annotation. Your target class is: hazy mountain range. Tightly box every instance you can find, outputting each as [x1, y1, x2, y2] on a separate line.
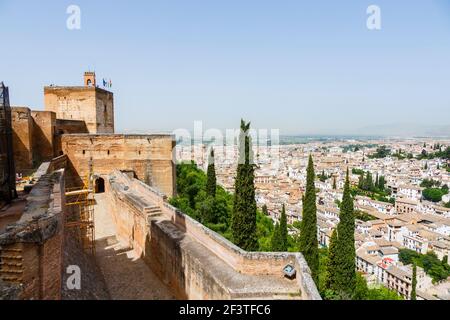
[353, 123, 450, 138]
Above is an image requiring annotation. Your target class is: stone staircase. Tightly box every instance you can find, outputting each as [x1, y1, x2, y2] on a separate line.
[144, 205, 162, 217]
[0, 245, 24, 284]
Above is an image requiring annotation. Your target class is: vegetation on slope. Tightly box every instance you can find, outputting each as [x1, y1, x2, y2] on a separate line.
[399, 249, 450, 283]
[319, 248, 403, 300]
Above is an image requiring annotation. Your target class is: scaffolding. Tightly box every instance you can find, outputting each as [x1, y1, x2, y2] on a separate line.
[65, 176, 96, 255]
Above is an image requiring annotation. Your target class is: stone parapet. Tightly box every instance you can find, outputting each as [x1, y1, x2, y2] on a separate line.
[0, 169, 65, 300]
[107, 170, 321, 300]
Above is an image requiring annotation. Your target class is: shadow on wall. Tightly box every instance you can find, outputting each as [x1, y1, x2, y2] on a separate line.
[12, 130, 34, 171]
[143, 218, 188, 299]
[105, 170, 321, 300]
[31, 121, 53, 164]
[64, 157, 85, 189]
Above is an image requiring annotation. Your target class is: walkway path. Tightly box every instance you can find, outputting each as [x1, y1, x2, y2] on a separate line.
[94, 194, 175, 300]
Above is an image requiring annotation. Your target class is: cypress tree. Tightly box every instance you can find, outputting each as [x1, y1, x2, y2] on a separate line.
[206, 148, 217, 197]
[379, 175, 386, 191]
[299, 155, 319, 285]
[232, 120, 258, 251]
[279, 204, 288, 251]
[358, 174, 364, 189]
[326, 229, 338, 291]
[334, 169, 356, 299]
[333, 177, 337, 190]
[411, 263, 417, 300]
[271, 223, 281, 251]
[367, 172, 374, 191]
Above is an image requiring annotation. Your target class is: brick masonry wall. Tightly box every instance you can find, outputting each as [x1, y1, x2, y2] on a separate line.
[44, 87, 114, 134]
[95, 89, 114, 134]
[11, 107, 34, 171]
[31, 111, 56, 163]
[106, 171, 322, 300]
[0, 170, 65, 300]
[62, 134, 176, 196]
[11, 108, 57, 171]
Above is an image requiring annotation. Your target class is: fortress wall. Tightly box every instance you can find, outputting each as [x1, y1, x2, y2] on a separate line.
[56, 119, 88, 135]
[44, 87, 98, 134]
[44, 86, 114, 134]
[105, 179, 148, 255]
[106, 177, 235, 299]
[95, 89, 114, 134]
[54, 120, 89, 156]
[0, 169, 65, 300]
[11, 107, 34, 171]
[146, 219, 232, 300]
[48, 155, 68, 173]
[11, 108, 56, 171]
[62, 134, 176, 196]
[129, 176, 293, 275]
[107, 171, 321, 300]
[31, 111, 56, 163]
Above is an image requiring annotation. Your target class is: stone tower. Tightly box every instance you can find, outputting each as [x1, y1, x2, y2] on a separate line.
[44, 72, 114, 134]
[84, 71, 96, 87]
[0, 82, 17, 204]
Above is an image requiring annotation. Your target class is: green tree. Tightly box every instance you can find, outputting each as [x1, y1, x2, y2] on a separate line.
[378, 176, 386, 191]
[299, 155, 319, 285]
[318, 170, 328, 182]
[399, 249, 450, 283]
[369, 146, 391, 159]
[279, 204, 288, 251]
[325, 229, 338, 290]
[206, 148, 217, 198]
[271, 223, 282, 251]
[334, 169, 357, 299]
[366, 286, 403, 300]
[411, 263, 417, 300]
[354, 273, 369, 300]
[231, 120, 258, 251]
[420, 178, 441, 188]
[422, 188, 444, 203]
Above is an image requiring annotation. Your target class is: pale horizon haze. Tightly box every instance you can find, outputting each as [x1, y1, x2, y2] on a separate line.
[1, 0, 450, 136]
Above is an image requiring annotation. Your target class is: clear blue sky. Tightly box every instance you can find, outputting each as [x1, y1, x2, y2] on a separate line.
[1, 0, 450, 135]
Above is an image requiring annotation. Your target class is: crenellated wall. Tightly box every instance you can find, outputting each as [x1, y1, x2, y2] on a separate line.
[105, 170, 321, 300]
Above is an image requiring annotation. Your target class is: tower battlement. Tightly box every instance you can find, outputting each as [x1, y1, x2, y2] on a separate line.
[44, 72, 114, 134]
[84, 71, 96, 87]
